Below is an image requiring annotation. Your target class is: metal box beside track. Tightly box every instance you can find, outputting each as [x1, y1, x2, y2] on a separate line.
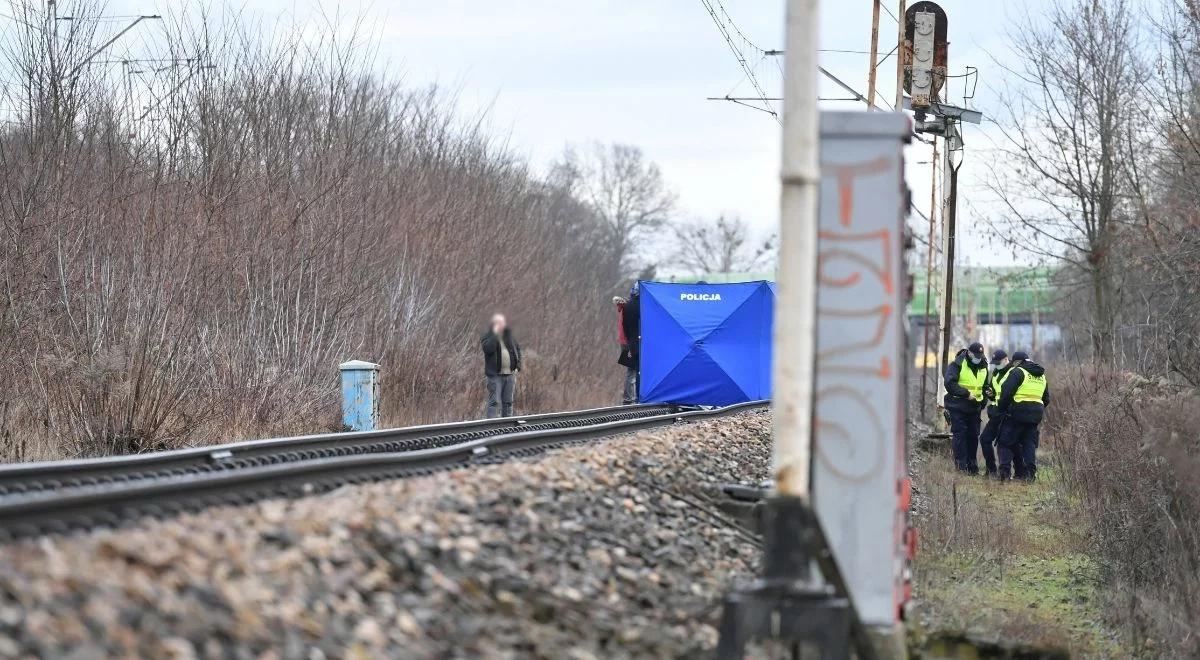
[812, 111, 911, 628]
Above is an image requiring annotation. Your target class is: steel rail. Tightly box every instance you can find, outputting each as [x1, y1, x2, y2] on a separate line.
[0, 404, 677, 496]
[0, 401, 768, 539]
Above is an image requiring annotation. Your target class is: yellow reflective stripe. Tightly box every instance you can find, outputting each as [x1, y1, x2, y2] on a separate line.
[1013, 367, 1047, 403]
[988, 369, 1009, 407]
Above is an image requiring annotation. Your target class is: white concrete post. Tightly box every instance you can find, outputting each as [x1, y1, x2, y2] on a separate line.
[773, 0, 821, 500]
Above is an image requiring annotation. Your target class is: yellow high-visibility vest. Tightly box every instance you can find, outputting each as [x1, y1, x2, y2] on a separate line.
[988, 368, 1011, 407]
[1013, 367, 1047, 404]
[957, 362, 987, 402]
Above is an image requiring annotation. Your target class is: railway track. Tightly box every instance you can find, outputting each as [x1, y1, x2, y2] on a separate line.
[0, 401, 767, 539]
[0, 404, 677, 497]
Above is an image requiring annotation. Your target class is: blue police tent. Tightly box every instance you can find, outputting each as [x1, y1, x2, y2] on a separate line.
[639, 280, 775, 406]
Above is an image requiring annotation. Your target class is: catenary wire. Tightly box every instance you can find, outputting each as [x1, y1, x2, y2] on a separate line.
[698, 0, 778, 120]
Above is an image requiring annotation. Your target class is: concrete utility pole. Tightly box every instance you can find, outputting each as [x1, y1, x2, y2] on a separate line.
[867, 0, 882, 108]
[966, 275, 978, 339]
[1031, 293, 1040, 354]
[717, 3, 903, 655]
[894, 0, 907, 109]
[918, 139, 939, 421]
[772, 0, 821, 501]
[935, 122, 963, 403]
[1001, 283, 1010, 348]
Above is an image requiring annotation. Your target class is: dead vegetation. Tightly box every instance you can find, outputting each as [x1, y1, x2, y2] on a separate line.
[1048, 369, 1200, 657]
[980, 0, 1200, 655]
[908, 427, 1119, 658]
[0, 2, 672, 461]
[910, 367, 1200, 657]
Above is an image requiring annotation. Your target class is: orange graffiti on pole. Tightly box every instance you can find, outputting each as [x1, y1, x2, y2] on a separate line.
[817, 229, 894, 294]
[814, 155, 900, 483]
[826, 156, 893, 227]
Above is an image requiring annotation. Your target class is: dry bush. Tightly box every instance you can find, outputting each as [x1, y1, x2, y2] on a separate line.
[981, 1, 1200, 653]
[912, 453, 1019, 557]
[0, 2, 628, 460]
[1052, 367, 1200, 656]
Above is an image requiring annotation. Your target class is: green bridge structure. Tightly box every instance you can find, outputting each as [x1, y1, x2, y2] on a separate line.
[673, 266, 1055, 321]
[908, 266, 1056, 324]
[671, 265, 1061, 360]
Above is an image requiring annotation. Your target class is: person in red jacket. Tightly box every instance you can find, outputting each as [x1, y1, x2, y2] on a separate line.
[614, 283, 641, 404]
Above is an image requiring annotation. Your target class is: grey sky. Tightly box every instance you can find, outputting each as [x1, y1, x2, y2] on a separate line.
[104, 0, 1027, 264]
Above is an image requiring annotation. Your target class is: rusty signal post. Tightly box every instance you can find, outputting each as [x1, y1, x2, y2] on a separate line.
[902, 1, 948, 114]
[899, 1, 985, 435]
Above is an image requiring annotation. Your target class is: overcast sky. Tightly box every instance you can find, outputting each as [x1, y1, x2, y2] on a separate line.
[105, 0, 1028, 265]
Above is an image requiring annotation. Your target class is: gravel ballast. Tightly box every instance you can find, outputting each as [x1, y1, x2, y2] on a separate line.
[0, 411, 771, 659]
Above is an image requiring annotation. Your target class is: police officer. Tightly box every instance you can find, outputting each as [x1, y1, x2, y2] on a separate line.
[943, 341, 990, 474]
[978, 349, 1013, 478]
[996, 351, 1050, 481]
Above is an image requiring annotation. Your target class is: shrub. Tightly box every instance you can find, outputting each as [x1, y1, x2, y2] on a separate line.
[1052, 368, 1200, 656]
[0, 2, 625, 460]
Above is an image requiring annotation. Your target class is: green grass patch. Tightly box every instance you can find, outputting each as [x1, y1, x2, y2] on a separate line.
[908, 449, 1125, 657]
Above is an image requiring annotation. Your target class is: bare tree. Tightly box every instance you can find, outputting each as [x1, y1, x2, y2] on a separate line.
[0, 1, 627, 460]
[1105, 0, 1200, 385]
[551, 142, 676, 279]
[668, 214, 776, 277]
[982, 4, 1200, 657]
[987, 0, 1144, 362]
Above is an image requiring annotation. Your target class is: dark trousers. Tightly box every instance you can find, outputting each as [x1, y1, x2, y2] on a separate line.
[486, 374, 515, 418]
[948, 408, 982, 474]
[998, 420, 1039, 481]
[978, 414, 1003, 475]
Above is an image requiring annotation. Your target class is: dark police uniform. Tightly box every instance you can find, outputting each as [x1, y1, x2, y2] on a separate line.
[996, 357, 1050, 481]
[943, 347, 990, 474]
[978, 359, 1013, 477]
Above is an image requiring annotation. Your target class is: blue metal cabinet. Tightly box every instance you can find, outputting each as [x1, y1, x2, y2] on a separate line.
[339, 360, 380, 431]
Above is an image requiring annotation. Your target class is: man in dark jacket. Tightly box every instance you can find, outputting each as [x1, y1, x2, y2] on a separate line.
[481, 313, 521, 418]
[996, 351, 1050, 481]
[978, 349, 1013, 477]
[943, 341, 990, 474]
[616, 283, 641, 404]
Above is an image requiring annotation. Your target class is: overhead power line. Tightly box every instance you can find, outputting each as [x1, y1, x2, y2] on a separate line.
[698, 0, 778, 120]
[699, 3, 905, 121]
[758, 49, 895, 113]
[879, 1, 899, 23]
[713, 0, 769, 52]
[67, 14, 162, 79]
[820, 66, 869, 104]
[0, 10, 45, 31]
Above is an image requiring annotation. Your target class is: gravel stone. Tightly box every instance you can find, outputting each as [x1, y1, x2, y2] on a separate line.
[0, 411, 771, 658]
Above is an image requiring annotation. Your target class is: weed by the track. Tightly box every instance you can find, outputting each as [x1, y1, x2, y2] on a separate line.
[907, 442, 1124, 658]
